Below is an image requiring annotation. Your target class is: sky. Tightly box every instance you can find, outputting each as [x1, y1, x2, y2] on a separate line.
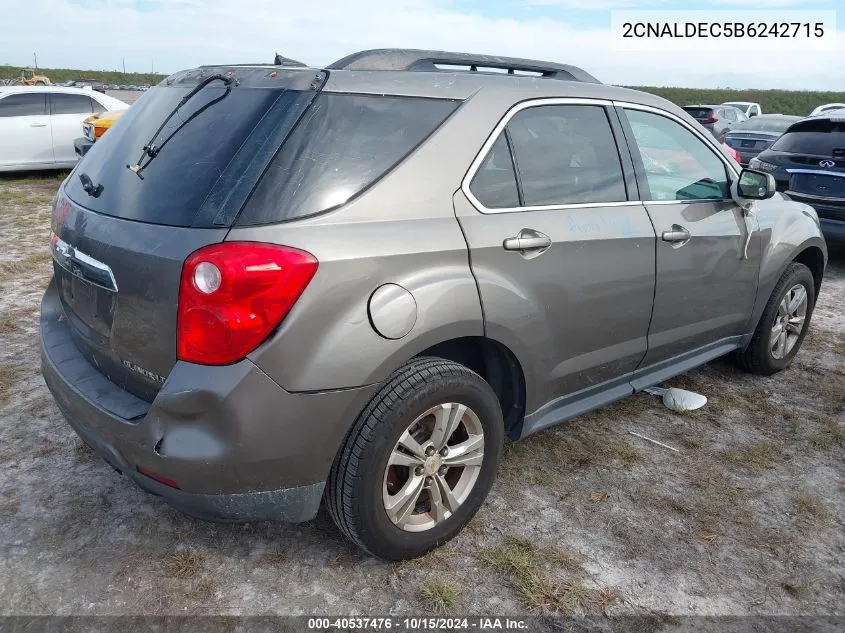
[1, 0, 843, 90]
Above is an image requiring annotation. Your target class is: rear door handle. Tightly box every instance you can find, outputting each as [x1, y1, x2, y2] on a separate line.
[30, 122, 47, 128]
[503, 229, 552, 258]
[661, 226, 691, 244]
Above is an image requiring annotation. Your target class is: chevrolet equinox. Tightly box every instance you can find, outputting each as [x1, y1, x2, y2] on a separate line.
[41, 49, 827, 560]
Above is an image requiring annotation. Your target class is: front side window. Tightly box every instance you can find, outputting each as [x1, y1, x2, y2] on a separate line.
[50, 93, 95, 115]
[0, 93, 46, 117]
[624, 109, 730, 201]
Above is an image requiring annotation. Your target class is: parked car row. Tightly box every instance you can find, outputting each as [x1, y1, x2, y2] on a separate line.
[110, 84, 150, 91]
[678, 97, 844, 242]
[63, 79, 108, 93]
[0, 86, 128, 171]
[750, 108, 845, 241]
[682, 104, 749, 142]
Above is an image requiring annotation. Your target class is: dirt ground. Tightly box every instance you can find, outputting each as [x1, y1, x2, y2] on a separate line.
[0, 174, 843, 617]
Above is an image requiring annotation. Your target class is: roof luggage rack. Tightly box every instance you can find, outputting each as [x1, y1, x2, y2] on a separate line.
[326, 48, 601, 84]
[200, 53, 307, 69]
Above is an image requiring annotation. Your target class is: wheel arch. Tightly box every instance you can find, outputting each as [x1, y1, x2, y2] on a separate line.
[749, 236, 827, 337]
[414, 336, 527, 439]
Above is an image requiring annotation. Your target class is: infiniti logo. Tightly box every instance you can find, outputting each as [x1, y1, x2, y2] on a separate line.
[819, 159, 835, 168]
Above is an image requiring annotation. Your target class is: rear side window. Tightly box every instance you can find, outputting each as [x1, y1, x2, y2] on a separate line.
[0, 93, 46, 117]
[504, 105, 627, 207]
[469, 135, 520, 209]
[238, 94, 458, 225]
[50, 93, 95, 115]
[771, 120, 845, 155]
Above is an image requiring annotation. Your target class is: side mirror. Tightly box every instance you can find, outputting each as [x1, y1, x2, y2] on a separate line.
[737, 168, 776, 200]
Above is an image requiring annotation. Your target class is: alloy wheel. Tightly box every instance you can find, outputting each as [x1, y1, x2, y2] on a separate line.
[382, 402, 485, 532]
[770, 283, 807, 360]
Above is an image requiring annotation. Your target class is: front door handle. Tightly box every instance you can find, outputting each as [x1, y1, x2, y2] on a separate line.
[30, 122, 47, 128]
[661, 225, 691, 244]
[503, 229, 552, 258]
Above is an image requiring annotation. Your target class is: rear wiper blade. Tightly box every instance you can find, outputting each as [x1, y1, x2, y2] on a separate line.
[78, 172, 103, 198]
[127, 74, 235, 180]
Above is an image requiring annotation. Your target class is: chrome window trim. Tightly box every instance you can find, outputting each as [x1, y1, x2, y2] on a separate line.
[614, 101, 741, 206]
[461, 97, 742, 214]
[786, 168, 845, 179]
[461, 97, 636, 214]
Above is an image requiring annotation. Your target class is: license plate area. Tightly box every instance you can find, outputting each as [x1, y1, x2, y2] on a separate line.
[55, 264, 115, 340]
[790, 173, 845, 198]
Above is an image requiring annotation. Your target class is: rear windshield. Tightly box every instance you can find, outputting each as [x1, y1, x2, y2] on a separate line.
[64, 82, 311, 227]
[771, 120, 845, 155]
[732, 117, 797, 133]
[683, 107, 713, 119]
[237, 93, 459, 225]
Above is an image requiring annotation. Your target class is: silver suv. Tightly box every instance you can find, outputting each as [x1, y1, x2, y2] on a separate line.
[41, 49, 827, 560]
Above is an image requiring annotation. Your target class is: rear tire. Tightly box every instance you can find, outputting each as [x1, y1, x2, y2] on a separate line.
[326, 357, 503, 561]
[736, 262, 815, 375]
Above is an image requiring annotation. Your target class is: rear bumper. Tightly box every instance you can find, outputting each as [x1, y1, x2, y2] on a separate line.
[785, 191, 845, 241]
[819, 217, 845, 242]
[737, 150, 762, 166]
[40, 278, 377, 522]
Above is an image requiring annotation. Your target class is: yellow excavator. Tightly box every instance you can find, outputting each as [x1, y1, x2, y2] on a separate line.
[18, 67, 52, 86]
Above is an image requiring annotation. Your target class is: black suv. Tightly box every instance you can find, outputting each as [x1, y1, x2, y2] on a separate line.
[750, 110, 845, 241]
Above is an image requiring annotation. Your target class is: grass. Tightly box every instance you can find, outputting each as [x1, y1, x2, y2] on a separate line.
[629, 86, 845, 117]
[809, 414, 845, 450]
[259, 549, 288, 566]
[0, 306, 36, 334]
[162, 550, 203, 578]
[0, 365, 26, 406]
[720, 442, 786, 472]
[1, 65, 165, 87]
[480, 534, 614, 615]
[794, 495, 828, 521]
[0, 251, 53, 283]
[33, 442, 56, 458]
[185, 580, 217, 602]
[421, 579, 461, 613]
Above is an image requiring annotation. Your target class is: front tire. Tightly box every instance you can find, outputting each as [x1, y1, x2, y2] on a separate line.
[326, 357, 504, 561]
[737, 262, 815, 375]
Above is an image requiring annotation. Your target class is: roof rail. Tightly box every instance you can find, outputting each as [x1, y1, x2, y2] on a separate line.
[326, 49, 601, 84]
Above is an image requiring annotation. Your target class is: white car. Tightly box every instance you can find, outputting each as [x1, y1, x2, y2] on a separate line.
[0, 86, 128, 172]
[721, 101, 762, 118]
[810, 103, 845, 116]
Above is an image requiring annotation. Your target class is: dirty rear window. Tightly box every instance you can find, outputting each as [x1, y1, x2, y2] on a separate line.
[682, 107, 714, 120]
[771, 119, 845, 155]
[237, 93, 459, 225]
[63, 84, 308, 227]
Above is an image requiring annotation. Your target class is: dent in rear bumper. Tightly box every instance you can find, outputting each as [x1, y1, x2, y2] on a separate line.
[40, 278, 378, 520]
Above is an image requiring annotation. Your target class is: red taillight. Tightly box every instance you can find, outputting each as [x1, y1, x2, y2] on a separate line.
[723, 143, 741, 163]
[177, 242, 318, 366]
[700, 116, 718, 124]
